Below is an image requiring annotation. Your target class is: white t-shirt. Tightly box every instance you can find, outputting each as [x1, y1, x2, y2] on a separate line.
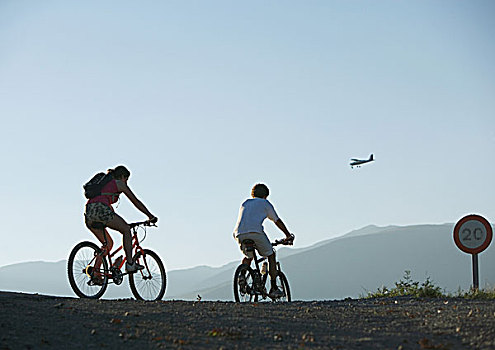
[233, 198, 280, 236]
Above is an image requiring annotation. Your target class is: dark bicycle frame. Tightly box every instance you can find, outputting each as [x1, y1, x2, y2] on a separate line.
[236, 238, 292, 301]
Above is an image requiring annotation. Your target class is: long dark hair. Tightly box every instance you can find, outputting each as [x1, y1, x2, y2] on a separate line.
[108, 165, 130, 180]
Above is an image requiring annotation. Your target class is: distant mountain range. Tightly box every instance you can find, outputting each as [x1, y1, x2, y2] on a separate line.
[1, 224, 494, 300]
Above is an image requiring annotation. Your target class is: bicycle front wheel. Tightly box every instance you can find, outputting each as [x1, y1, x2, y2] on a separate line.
[67, 241, 108, 299]
[275, 271, 291, 302]
[129, 249, 167, 301]
[233, 264, 258, 302]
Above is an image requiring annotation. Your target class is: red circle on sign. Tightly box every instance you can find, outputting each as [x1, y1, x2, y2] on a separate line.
[453, 214, 493, 254]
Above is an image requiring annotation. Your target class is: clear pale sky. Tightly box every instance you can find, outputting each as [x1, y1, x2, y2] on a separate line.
[1, 1, 494, 270]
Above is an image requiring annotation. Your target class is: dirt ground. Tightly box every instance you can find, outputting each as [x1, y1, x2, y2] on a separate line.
[1, 291, 494, 349]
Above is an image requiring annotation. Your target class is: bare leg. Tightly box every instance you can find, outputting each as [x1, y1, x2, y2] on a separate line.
[105, 214, 133, 262]
[86, 224, 114, 252]
[86, 220, 114, 275]
[268, 251, 277, 282]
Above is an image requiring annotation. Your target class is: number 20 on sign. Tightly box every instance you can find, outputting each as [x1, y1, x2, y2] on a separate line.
[453, 214, 493, 290]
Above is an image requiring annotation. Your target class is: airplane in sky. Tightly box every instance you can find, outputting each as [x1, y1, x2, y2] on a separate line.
[350, 154, 374, 168]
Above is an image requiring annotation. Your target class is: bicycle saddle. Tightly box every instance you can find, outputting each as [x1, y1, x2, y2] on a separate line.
[241, 239, 255, 252]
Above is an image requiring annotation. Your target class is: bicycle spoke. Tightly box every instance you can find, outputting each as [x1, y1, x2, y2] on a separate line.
[135, 273, 162, 300]
[129, 249, 166, 301]
[275, 272, 291, 302]
[241, 274, 253, 301]
[68, 242, 108, 299]
[234, 265, 258, 302]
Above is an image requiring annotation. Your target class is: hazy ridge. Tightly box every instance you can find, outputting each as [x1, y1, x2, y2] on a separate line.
[1, 224, 494, 300]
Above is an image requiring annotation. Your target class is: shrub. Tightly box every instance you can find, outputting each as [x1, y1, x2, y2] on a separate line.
[364, 271, 495, 299]
[365, 270, 444, 298]
[454, 286, 495, 300]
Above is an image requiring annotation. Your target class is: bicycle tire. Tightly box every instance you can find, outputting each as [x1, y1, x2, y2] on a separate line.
[67, 241, 108, 299]
[128, 249, 167, 301]
[276, 271, 291, 302]
[233, 264, 258, 302]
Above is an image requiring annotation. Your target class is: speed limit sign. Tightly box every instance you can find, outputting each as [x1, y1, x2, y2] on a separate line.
[453, 214, 492, 254]
[453, 214, 493, 290]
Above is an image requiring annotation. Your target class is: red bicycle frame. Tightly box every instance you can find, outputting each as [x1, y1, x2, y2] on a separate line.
[97, 224, 149, 277]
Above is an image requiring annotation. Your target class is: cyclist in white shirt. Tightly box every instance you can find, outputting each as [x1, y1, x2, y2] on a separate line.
[233, 183, 294, 298]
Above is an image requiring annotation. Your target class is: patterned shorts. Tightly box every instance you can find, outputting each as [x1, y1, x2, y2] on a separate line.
[85, 202, 115, 225]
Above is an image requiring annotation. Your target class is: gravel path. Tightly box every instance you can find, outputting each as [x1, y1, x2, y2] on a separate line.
[1, 291, 494, 349]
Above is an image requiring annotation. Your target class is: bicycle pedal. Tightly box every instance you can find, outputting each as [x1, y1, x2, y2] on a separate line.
[87, 278, 104, 286]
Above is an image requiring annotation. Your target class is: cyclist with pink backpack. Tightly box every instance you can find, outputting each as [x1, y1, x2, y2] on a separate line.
[84, 165, 157, 278]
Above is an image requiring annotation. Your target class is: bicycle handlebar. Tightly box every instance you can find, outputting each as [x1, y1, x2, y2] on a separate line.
[129, 219, 158, 229]
[272, 234, 295, 246]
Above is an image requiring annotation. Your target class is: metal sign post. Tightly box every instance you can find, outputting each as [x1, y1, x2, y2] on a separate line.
[453, 214, 493, 291]
[472, 254, 479, 290]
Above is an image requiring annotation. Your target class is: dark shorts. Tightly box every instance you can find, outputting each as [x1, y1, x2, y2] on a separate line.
[85, 202, 115, 225]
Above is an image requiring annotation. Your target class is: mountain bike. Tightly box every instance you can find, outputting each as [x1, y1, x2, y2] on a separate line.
[233, 236, 293, 302]
[67, 220, 166, 301]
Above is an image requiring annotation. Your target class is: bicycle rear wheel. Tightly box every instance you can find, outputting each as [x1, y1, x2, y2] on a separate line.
[67, 241, 108, 299]
[233, 264, 258, 302]
[275, 271, 291, 302]
[129, 249, 166, 301]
